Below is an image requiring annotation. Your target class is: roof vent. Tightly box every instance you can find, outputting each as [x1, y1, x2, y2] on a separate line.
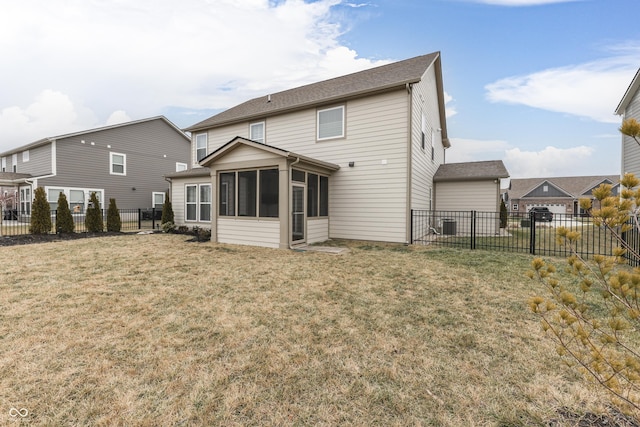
[267, 94, 271, 103]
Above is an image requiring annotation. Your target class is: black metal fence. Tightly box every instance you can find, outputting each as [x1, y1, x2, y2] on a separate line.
[411, 210, 640, 265]
[0, 208, 164, 236]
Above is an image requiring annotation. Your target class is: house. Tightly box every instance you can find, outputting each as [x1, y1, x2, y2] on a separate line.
[0, 116, 190, 217]
[166, 52, 499, 248]
[506, 175, 620, 216]
[615, 68, 640, 178]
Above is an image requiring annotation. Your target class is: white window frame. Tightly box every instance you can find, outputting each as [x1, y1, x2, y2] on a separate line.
[543, 185, 548, 192]
[176, 162, 188, 172]
[12, 154, 17, 172]
[185, 183, 211, 222]
[22, 150, 29, 163]
[152, 192, 165, 209]
[44, 187, 104, 212]
[317, 105, 345, 140]
[1, 157, 5, 172]
[250, 122, 265, 144]
[110, 152, 126, 176]
[513, 204, 518, 211]
[195, 134, 207, 163]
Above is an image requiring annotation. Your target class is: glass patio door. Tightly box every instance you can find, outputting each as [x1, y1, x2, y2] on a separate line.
[292, 184, 305, 243]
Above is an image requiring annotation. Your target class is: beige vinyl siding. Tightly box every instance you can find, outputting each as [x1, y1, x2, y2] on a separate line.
[217, 218, 280, 248]
[307, 218, 329, 244]
[192, 123, 248, 167]
[214, 145, 282, 165]
[268, 90, 410, 242]
[435, 181, 499, 212]
[622, 89, 640, 177]
[411, 64, 445, 210]
[170, 176, 212, 225]
[434, 180, 500, 235]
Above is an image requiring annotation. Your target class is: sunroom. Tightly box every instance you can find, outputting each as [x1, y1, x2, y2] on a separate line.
[199, 137, 339, 249]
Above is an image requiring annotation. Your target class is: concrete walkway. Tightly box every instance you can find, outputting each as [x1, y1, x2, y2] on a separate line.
[291, 244, 349, 254]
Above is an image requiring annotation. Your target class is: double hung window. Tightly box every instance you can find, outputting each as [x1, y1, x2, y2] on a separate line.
[317, 106, 344, 140]
[186, 184, 211, 222]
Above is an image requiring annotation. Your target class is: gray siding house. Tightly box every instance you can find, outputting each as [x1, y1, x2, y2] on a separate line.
[507, 175, 620, 216]
[0, 116, 190, 215]
[167, 52, 498, 248]
[616, 68, 640, 178]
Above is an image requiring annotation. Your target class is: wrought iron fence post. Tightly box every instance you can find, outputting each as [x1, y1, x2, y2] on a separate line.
[471, 210, 476, 250]
[529, 211, 536, 255]
[138, 208, 142, 230]
[410, 209, 414, 244]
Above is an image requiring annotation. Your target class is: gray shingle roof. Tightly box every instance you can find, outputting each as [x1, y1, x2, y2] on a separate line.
[433, 160, 509, 182]
[508, 175, 620, 199]
[185, 52, 442, 132]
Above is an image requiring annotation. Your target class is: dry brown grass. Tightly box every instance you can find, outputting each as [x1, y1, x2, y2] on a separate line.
[0, 234, 611, 425]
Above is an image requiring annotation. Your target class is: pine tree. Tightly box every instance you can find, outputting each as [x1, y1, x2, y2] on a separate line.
[85, 192, 104, 233]
[56, 192, 75, 233]
[161, 191, 174, 225]
[106, 198, 121, 232]
[30, 187, 52, 234]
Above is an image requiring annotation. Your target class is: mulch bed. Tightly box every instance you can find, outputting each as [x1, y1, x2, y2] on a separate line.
[0, 232, 135, 247]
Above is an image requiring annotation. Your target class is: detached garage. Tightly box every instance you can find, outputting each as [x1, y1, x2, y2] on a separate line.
[433, 160, 510, 234]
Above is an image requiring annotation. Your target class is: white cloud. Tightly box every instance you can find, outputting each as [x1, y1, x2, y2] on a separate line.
[106, 111, 132, 126]
[503, 146, 594, 178]
[444, 92, 457, 118]
[0, 90, 97, 149]
[0, 0, 388, 151]
[485, 46, 640, 123]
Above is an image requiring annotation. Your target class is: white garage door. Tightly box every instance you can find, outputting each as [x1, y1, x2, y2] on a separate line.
[526, 204, 566, 215]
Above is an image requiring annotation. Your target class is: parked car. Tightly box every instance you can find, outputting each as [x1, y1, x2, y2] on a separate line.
[529, 207, 553, 222]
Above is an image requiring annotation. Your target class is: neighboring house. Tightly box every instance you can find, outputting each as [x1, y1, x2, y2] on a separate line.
[616, 68, 640, 178]
[507, 175, 620, 216]
[0, 116, 190, 216]
[167, 52, 455, 248]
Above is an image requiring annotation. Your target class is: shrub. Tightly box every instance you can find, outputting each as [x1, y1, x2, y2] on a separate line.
[30, 187, 52, 235]
[499, 199, 508, 228]
[161, 192, 174, 225]
[85, 192, 104, 233]
[161, 221, 176, 233]
[106, 198, 121, 232]
[56, 192, 75, 233]
[529, 172, 640, 415]
[192, 226, 211, 242]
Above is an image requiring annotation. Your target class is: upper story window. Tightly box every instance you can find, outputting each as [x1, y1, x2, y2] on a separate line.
[110, 152, 126, 176]
[543, 185, 548, 192]
[22, 150, 29, 163]
[1, 157, 6, 172]
[12, 154, 17, 172]
[317, 106, 344, 140]
[176, 162, 188, 172]
[196, 134, 207, 162]
[250, 122, 265, 144]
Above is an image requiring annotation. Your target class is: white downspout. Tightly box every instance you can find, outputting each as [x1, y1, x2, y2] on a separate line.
[288, 157, 301, 249]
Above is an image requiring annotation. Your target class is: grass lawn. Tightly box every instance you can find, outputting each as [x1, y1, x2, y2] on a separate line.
[0, 234, 617, 425]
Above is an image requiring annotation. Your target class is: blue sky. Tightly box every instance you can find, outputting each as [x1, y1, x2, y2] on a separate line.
[0, 0, 638, 178]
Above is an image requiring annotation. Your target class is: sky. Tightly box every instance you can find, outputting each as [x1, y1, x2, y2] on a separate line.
[0, 0, 639, 178]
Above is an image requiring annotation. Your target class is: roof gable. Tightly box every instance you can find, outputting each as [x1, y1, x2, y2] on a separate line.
[522, 180, 571, 198]
[200, 137, 340, 171]
[616, 68, 640, 115]
[185, 52, 442, 133]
